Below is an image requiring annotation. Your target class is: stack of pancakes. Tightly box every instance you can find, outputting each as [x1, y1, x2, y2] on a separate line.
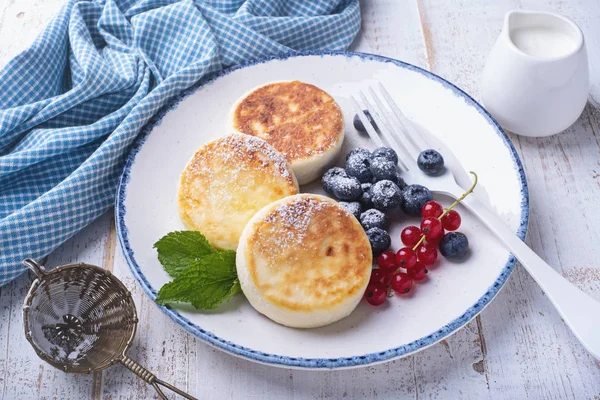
[177, 81, 371, 328]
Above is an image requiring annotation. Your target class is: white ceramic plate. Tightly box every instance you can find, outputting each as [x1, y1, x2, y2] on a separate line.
[116, 52, 528, 369]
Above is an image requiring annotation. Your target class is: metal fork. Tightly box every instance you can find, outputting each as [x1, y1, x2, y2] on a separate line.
[352, 82, 600, 361]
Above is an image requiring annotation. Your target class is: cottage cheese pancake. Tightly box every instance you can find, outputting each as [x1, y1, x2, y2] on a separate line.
[231, 81, 344, 185]
[178, 134, 299, 250]
[236, 194, 372, 328]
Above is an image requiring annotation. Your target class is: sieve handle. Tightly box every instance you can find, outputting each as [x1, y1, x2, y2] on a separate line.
[23, 258, 46, 279]
[121, 356, 198, 400]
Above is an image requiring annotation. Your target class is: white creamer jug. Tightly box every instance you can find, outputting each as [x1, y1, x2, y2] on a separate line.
[481, 10, 589, 137]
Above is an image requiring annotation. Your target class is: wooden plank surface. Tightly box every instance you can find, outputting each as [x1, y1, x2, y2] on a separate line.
[1, 0, 599, 398]
[417, 1, 600, 398]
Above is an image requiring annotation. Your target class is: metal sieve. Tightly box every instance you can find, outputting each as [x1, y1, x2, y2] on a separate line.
[22, 259, 197, 400]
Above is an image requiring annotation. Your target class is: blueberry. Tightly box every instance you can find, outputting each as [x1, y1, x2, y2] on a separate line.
[360, 192, 373, 209]
[390, 169, 407, 189]
[345, 148, 371, 162]
[345, 152, 373, 183]
[371, 147, 398, 164]
[365, 227, 391, 257]
[331, 176, 362, 201]
[353, 110, 378, 133]
[370, 180, 402, 211]
[322, 167, 347, 194]
[360, 183, 374, 208]
[439, 232, 469, 259]
[338, 201, 362, 220]
[360, 209, 387, 230]
[370, 157, 398, 182]
[400, 184, 433, 216]
[417, 149, 445, 175]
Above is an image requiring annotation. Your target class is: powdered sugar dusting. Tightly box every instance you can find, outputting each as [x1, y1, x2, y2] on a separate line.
[217, 134, 293, 181]
[264, 197, 325, 249]
[251, 196, 347, 265]
[183, 133, 297, 206]
[179, 133, 299, 249]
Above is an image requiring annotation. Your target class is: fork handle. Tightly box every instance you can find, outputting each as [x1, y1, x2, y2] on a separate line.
[460, 194, 600, 360]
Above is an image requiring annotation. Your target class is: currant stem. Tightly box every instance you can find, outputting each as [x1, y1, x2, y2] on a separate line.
[411, 172, 478, 252]
[413, 235, 426, 250]
[439, 172, 478, 219]
[386, 285, 394, 298]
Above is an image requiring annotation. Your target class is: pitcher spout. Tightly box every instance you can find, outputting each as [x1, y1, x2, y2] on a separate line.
[502, 9, 584, 60]
[503, 10, 522, 36]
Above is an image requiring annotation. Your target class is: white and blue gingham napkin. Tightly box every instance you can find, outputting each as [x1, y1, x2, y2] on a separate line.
[0, 0, 360, 285]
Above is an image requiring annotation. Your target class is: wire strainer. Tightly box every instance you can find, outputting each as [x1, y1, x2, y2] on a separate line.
[22, 259, 197, 400]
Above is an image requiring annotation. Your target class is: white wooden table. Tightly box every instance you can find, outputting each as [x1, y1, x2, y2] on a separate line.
[2, 1, 600, 399]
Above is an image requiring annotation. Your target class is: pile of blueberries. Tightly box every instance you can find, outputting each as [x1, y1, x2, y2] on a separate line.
[322, 146, 434, 256]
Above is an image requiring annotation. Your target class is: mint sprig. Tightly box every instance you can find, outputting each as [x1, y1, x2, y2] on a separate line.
[154, 231, 241, 310]
[154, 231, 214, 278]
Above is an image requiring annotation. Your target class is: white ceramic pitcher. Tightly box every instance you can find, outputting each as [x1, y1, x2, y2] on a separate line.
[481, 10, 589, 137]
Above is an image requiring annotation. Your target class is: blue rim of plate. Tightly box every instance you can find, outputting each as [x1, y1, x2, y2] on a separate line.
[116, 50, 529, 369]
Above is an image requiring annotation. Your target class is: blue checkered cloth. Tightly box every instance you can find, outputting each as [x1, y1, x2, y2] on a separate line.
[0, 0, 360, 285]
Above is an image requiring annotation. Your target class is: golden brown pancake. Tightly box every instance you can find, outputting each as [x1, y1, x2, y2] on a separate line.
[231, 81, 344, 185]
[178, 133, 299, 250]
[236, 194, 372, 328]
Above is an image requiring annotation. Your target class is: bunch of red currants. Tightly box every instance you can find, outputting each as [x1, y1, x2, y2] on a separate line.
[364, 200, 463, 306]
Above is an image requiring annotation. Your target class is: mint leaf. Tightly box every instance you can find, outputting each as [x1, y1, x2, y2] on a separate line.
[225, 278, 242, 303]
[154, 231, 214, 277]
[156, 251, 241, 310]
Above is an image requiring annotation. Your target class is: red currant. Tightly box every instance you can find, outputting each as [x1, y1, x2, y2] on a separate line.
[370, 269, 392, 286]
[400, 226, 422, 247]
[365, 283, 387, 306]
[421, 201, 443, 219]
[391, 273, 413, 294]
[417, 244, 438, 265]
[426, 226, 445, 245]
[408, 262, 428, 281]
[441, 210, 461, 231]
[395, 247, 417, 269]
[377, 250, 397, 272]
[420, 217, 443, 242]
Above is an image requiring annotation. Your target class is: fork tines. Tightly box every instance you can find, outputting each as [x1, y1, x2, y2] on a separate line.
[351, 82, 429, 173]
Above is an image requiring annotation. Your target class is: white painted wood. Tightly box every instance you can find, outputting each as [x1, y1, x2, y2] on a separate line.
[418, 0, 600, 398]
[353, 0, 428, 69]
[2, 0, 600, 398]
[0, 0, 63, 64]
[0, 213, 112, 399]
